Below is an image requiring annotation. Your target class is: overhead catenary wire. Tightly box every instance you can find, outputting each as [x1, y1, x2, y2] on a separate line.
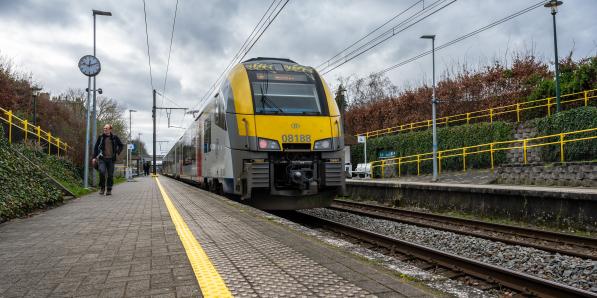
[158, 0, 180, 135]
[318, 0, 456, 75]
[315, 0, 423, 70]
[142, 0, 154, 90]
[187, 0, 290, 116]
[366, 0, 547, 80]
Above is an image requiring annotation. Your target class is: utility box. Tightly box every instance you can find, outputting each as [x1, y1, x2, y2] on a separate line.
[344, 146, 352, 178]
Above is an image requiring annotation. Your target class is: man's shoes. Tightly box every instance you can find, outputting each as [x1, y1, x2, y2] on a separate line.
[106, 190, 112, 196]
[99, 189, 105, 195]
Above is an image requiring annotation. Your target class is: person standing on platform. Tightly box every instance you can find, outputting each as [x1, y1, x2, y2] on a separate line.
[93, 124, 123, 196]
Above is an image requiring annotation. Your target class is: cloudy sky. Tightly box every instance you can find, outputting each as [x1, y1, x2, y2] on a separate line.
[0, 0, 595, 154]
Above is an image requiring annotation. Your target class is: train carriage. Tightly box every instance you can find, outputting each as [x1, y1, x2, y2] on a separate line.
[162, 57, 345, 210]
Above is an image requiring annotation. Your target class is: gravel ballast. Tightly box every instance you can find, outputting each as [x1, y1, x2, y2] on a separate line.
[302, 208, 597, 293]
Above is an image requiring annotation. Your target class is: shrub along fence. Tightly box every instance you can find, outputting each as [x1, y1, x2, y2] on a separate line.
[357, 88, 597, 139]
[371, 127, 597, 178]
[359, 107, 597, 178]
[0, 106, 70, 157]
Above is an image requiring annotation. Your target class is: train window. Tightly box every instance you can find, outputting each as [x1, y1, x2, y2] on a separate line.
[215, 93, 227, 130]
[204, 117, 211, 153]
[248, 69, 327, 115]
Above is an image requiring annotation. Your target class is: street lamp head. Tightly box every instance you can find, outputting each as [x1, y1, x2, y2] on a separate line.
[420, 35, 436, 40]
[544, 0, 563, 14]
[130, 109, 137, 113]
[92, 9, 112, 16]
[31, 86, 42, 96]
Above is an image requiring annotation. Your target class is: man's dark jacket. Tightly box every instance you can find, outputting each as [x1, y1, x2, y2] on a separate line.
[93, 133, 124, 161]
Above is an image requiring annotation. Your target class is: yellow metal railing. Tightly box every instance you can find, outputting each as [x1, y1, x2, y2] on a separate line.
[0, 107, 70, 157]
[371, 127, 597, 178]
[358, 88, 597, 139]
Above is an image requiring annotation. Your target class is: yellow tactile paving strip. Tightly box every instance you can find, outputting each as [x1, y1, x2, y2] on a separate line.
[154, 177, 232, 298]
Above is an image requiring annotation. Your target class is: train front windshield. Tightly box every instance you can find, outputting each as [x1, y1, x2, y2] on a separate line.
[249, 70, 326, 115]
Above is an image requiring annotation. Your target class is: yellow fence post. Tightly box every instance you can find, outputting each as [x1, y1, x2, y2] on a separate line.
[560, 133, 565, 163]
[462, 148, 467, 171]
[489, 109, 493, 124]
[37, 126, 41, 145]
[516, 103, 521, 122]
[410, 123, 414, 132]
[56, 138, 60, 157]
[47, 132, 52, 154]
[547, 98, 551, 116]
[398, 158, 401, 177]
[417, 155, 420, 176]
[438, 151, 442, 174]
[23, 119, 28, 142]
[523, 139, 528, 164]
[466, 113, 470, 125]
[490, 143, 495, 170]
[427, 120, 431, 128]
[585, 91, 589, 106]
[7, 110, 12, 144]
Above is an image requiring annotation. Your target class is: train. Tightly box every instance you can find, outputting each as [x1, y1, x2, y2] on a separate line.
[162, 57, 346, 210]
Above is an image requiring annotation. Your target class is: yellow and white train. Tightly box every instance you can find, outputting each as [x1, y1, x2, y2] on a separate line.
[162, 57, 345, 209]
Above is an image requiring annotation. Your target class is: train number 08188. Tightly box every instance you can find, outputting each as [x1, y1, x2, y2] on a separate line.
[281, 134, 311, 143]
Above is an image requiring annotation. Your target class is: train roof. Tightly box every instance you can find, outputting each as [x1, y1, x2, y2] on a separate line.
[242, 57, 297, 64]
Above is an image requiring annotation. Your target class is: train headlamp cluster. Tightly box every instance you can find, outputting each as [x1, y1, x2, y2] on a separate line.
[313, 138, 332, 150]
[258, 138, 281, 150]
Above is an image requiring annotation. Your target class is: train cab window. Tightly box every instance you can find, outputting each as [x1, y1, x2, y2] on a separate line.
[204, 117, 211, 153]
[248, 69, 327, 115]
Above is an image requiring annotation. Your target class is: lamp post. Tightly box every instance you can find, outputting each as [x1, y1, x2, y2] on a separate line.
[421, 34, 438, 182]
[30, 86, 42, 126]
[544, 0, 563, 113]
[128, 109, 136, 180]
[91, 9, 112, 185]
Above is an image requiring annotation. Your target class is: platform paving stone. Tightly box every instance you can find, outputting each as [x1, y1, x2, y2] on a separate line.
[0, 177, 201, 298]
[160, 177, 435, 297]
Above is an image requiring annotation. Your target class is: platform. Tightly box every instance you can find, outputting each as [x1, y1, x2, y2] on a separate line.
[346, 178, 597, 230]
[0, 176, 435, 297]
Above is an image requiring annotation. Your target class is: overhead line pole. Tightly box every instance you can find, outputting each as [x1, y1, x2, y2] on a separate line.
[152, 88, 187, 175]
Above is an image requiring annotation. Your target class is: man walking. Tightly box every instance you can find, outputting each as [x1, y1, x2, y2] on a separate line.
[93, 124, 123, 196]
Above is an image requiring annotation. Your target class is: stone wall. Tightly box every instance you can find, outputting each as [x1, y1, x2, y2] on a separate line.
[496, 162, 597, 187]
[507, 122, 542, 164]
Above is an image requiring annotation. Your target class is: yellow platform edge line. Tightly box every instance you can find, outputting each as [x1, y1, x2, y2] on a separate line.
[154, 177, 232, 298]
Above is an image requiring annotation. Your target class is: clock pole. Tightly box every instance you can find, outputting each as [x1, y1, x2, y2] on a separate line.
[84, 76, 92, 188]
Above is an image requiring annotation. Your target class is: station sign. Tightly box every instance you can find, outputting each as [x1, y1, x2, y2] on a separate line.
[378, 150, 396, 159]
[127, 144, 135, 150]
[357, 135, 366, 143]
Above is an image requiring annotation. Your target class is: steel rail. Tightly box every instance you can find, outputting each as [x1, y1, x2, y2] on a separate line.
[331, 200, 597, 260]
[295, 212, 596, 298]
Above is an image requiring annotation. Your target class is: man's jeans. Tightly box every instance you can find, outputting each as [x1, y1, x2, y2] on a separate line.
[98, 158, 115, 190]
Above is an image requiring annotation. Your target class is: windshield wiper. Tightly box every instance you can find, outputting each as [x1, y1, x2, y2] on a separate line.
[301, 111, 321, 115]
[259, 80, 283, 114]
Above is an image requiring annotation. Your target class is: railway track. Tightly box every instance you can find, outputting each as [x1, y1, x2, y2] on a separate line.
[285, 211, 596, 298]
[330, 199, 597, 260]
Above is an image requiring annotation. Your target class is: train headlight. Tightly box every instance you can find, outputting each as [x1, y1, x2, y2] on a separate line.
[258, 138, 281, 150]
[313, 138, 332, 150]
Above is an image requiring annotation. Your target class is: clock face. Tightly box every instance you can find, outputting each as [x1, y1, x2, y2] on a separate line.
[78, 55, 101, 77]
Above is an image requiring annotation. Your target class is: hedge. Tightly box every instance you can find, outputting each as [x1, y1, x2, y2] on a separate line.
[534, 106, 597, 162]
[0, 126, 63, 222]
[352, 121, 513, 176]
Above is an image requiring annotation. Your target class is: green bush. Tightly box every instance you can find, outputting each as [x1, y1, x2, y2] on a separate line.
[534, 107, 597, 162]
[0, 126, 63, 222]
[352, 121, 513, 175]
[15, 144, 84, 195]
